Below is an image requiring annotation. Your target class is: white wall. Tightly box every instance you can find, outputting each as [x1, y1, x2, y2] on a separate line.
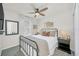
[0, 4, 20, 52]
[19, 15, 33, 35]
[54, 12, 74, 51]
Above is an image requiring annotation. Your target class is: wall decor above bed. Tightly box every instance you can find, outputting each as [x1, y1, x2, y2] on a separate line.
[45, 21, 54, 28]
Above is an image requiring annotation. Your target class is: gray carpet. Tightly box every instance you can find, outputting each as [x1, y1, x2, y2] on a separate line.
[1, 46, 72, 56]
[53, 48, 72, 56]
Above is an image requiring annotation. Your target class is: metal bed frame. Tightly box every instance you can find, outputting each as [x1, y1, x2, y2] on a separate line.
[19, 35, 39, 56]
[19, 28, 58, 56]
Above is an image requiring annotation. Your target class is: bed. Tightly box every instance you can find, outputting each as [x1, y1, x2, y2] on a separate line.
[19, 28, 58, 56]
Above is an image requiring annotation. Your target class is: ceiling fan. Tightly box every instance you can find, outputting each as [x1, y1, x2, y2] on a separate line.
[28, 4, 48, 18]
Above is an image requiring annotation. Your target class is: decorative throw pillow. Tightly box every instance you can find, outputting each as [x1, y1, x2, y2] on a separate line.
[46, 32, 50, 36]
[42, 31, 50, 36]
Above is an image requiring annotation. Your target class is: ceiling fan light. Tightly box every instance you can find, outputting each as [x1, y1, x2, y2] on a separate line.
[35, 13, 39, 16]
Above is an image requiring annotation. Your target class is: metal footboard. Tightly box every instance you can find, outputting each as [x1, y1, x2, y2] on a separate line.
[19, 35, 39, 56]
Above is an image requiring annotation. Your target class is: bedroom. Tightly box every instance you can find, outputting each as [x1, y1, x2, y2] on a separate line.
[0, 3, 79, 56]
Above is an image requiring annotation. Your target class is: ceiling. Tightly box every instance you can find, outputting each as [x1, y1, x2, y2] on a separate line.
[3, 3, 74, 18]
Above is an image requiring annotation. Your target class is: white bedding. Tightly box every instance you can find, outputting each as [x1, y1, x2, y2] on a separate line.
[21, 34, 58, 55]
[32, 35, 58, 55]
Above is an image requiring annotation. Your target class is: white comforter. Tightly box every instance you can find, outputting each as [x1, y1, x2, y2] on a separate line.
[21, 34, 58, 55]
[32, 35, 58, 55]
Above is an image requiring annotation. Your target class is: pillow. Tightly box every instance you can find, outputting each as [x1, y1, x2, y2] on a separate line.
[42, 31, 50, 36]
[50, 31, 56, 37]
[42, 31, 56, 37]
[46, 32, 50, 36]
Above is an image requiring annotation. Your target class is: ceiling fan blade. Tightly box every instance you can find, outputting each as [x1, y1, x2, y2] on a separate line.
[39, 12, 45, 16]
[39, 7, 48, 12]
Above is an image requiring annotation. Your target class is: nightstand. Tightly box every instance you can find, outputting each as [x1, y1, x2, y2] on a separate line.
[58, 37, 71, 54]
